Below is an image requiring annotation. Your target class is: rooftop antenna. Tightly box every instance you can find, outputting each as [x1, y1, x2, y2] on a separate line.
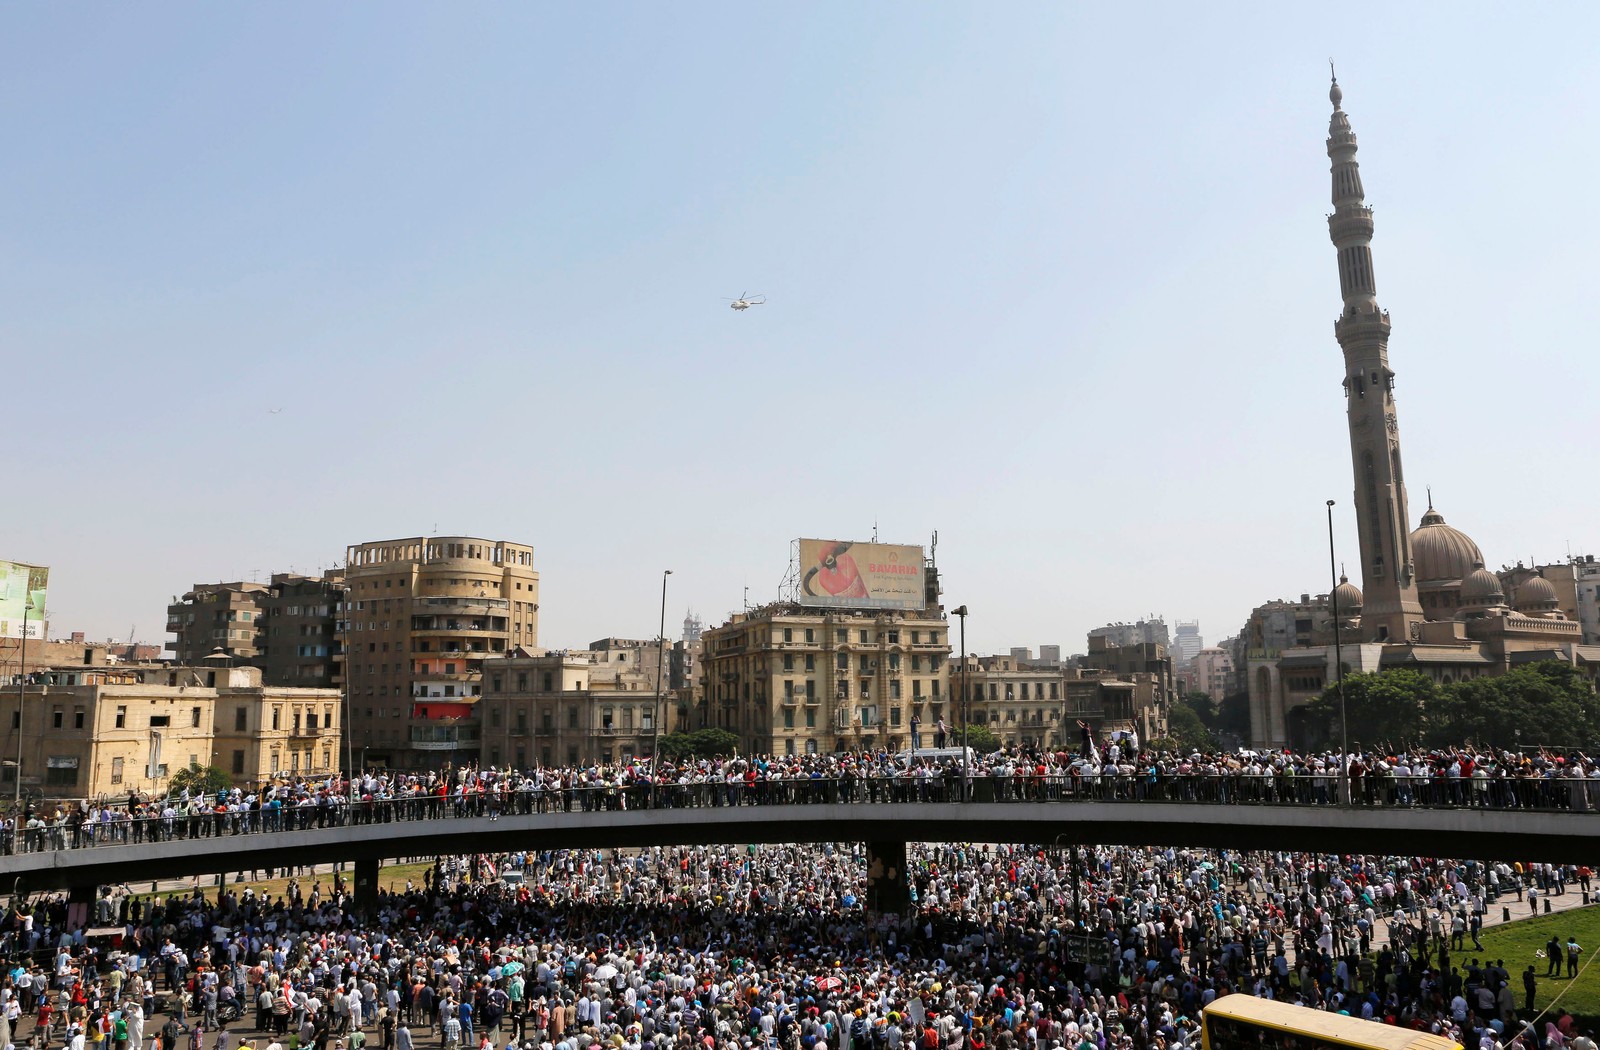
[871, 520, 879, 543]
[1426, 486, 1433, 512]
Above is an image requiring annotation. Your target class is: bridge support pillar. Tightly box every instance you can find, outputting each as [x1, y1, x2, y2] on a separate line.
[865, 841, 910, 915]
[353, 857, 380, 912]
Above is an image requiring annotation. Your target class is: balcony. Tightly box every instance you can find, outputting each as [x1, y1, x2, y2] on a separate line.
[413, 596, 510, 614]
[411, 618, 509, 635]
[409, 725, 481, 751]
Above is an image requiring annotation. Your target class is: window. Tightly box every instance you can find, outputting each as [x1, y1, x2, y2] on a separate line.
[568, 706, 579, 729]
[115, 706, 126, 728]
[191, 706, 202, 727]
[45, 756, 79, 787]
[783, 710, 794, 729]
[235, 707, 248, 731]
[51, 708, 62, 729]
[804, 629, 814, 643]
[783, 628, 793, 642]
[859, 630, 868, 643]
[110, 757, 124, 784]
[232, 750, 245, 774]
[150, 715, 171, 728]
[73, 709, 85, 730]
[783, 654, 793, 671]
[804, 655, 814, 671]
[805, 709, 816, 728]
[271, 707, 281, 730]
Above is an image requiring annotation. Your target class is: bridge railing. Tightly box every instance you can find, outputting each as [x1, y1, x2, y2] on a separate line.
[3, 771, 1596, 856]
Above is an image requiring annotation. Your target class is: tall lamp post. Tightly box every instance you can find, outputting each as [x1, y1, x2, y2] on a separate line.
[1326, 499, 1350, 806]
[650, 570, 672, 806]
[951, 605, 968, 796]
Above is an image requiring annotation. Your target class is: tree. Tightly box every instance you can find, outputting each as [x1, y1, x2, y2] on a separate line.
[1301, 669, 1436, 751]
[1166, 701, 1216, 752]
[168, 764, 232, 796]
[1182, 692, 1219, 728]
[1426, 662, 1600, 751]
[657, 728, 740, 761]
[1215, 691, 1253, 743]
[962, 723, 1002, 754]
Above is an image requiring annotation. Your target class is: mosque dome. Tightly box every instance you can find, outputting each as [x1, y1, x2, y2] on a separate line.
[1333, 575, 1364, 612]
[1411, 503, 1484, 584]
[1460, 562, 1506, 608]
[1515, 574, 1560, 614]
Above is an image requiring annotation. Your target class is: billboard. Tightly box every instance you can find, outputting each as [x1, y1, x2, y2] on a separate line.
[0, 560, 48, 639]
[798, 540, 926, 611]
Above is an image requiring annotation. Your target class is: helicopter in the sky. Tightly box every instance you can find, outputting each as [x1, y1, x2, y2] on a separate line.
[723, 292, 766, 311]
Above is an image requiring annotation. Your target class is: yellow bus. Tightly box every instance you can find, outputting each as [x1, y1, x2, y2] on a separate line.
[1201, 995, 1461, 1050]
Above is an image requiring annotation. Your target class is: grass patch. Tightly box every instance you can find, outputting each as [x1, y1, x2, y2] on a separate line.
[139, 861, 437, 903]
[1476, 899, 1600, 1025]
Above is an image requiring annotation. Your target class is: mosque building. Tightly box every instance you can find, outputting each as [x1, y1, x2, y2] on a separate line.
[1243, 76, 1599, 748]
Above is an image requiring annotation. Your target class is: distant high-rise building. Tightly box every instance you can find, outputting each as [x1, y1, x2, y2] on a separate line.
[1088, 618, 1169, 649]
[1192, 647, 1235, 703]
[1171, 621, 1203, 667]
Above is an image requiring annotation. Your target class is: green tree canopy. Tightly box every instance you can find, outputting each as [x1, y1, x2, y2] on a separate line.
[1301, 669, 1436, 751]
[1166, 701, 1217, 752]
[962, 723, 1002, 754]
[1182, 692, 1219, 728]
[657, 728, 740, 761]
[1425, 663, 1600, 751]
[168, 764, 232, 796]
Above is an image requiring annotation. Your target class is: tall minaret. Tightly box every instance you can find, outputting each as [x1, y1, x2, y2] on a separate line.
[1327, 73, 1423, 643]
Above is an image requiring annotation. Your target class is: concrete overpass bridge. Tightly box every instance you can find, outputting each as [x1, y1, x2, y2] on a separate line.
[4, 800, 1596, 909]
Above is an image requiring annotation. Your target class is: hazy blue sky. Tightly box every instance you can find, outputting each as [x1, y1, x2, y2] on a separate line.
[7, 4, 1599, 655]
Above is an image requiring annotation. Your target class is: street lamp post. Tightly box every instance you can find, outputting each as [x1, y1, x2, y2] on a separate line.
[651, 570, 672, 807]
[1326, 499, 1350, 807]
[951, 605, 968, 797]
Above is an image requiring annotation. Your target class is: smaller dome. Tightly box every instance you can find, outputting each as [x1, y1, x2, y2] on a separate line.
[1515, 574, 1559, 612]
[1461, 562, 1505, 606]
[1333, 575, 1363, 612]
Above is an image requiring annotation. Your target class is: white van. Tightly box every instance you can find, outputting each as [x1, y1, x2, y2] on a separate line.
[893, 746, 977, 768]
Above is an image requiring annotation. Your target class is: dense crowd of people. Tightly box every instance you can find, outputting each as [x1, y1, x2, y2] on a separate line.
[1, 836, 1595, 1050]
[4, 744, 1600, 855]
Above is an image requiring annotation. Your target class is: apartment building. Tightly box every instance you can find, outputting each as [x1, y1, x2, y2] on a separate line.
[697, 604, 952, 756]
[259, 571, 344, 687]
[165, 582, 269, 665]
[340, 536, 538, 768]
[476, 649, 663, 768]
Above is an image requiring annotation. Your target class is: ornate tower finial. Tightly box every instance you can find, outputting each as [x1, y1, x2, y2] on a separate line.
[1426, 485, 1433, 511]
[1329, 60, 1343, 109]
[1327, 76, 1423, 643]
